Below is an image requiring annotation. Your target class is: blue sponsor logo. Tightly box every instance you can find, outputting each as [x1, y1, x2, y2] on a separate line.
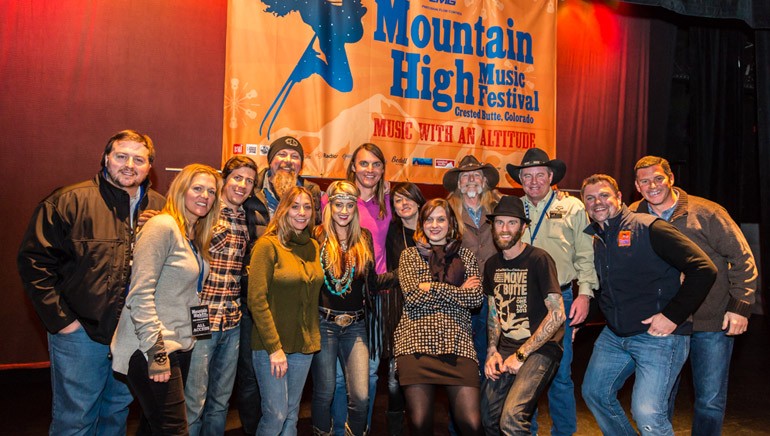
[429, 0, 457, 5]
[412, 157, 433, 166]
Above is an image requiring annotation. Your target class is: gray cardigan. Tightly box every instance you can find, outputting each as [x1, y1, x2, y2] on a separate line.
[111, 214, 210, 374]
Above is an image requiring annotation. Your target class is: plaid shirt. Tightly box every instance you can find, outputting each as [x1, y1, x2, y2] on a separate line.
[200, 203, 249, 331]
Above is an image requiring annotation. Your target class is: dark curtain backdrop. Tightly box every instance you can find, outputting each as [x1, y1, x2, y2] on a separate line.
[555, 2, 650, 197]
[0, 1, 226, 366]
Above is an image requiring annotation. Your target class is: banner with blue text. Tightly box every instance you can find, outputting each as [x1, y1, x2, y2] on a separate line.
[223, 0, 556, 186]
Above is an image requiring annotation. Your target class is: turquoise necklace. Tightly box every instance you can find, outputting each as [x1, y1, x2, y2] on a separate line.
[321, 239, 356, 297]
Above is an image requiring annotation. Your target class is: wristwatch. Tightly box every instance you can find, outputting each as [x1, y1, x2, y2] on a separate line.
[515, 350, 527, 362]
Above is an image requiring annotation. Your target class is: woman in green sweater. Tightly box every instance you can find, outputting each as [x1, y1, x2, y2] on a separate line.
[248, 185, 323, 435]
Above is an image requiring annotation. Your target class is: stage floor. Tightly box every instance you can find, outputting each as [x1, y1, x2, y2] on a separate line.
[3, 317, 769, 435]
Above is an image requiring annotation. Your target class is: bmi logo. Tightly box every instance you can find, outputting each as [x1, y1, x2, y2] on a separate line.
[429, 0, 457, 5]
[434, 159, 455, 169]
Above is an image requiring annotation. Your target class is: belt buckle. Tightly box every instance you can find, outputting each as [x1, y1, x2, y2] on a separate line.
[334, 314, 354, 327]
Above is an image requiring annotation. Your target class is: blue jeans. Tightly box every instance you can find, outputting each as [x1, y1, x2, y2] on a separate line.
[481, 351, 560, 435]
[471, 297, 489, 376]
[185, 326, 240, 436]
[532, 288, 577, 436]
[312, 318, 369, 435]
[252, 349, 313, 436]
[582, 327, 689, 436]
[667, 330, 734, 436]
[332, 355, 379, 435]
[48, 326, 133, 436]
[237, 307, 262, 434]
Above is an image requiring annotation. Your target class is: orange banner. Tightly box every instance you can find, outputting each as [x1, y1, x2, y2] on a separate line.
[223, 0, 556, 187]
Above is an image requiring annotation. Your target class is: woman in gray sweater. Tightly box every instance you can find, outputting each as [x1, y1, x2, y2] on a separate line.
[111, 164, 221, 435]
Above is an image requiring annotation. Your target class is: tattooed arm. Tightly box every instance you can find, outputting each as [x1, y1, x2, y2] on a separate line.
[485, 295, 505, 380]
[503, 292, 565, 374]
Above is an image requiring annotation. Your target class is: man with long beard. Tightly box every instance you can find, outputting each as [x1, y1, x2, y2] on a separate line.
[237, 135, 321, 434]
[444, 155, 501, 374]
[480, 195, 565, 435]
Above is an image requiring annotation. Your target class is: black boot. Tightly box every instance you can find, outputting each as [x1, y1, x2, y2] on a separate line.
[386, 411, 405, 436]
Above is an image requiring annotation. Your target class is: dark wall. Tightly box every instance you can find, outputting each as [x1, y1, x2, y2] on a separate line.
[0, 1, 226, 366]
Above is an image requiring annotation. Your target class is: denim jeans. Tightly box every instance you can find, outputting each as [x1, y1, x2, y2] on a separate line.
[252, 349, 313, 436]
[185, 325, 240, 436]
[126, 349, 192, 436]
[481, 351, 560, 435]
[237, 307, 262, 435]
[332, 355, 380, 435]
[47, 327, 133, 436]
[312, 318, 369, 435]
[667, 330, 734, 436]
[471, 297, 489, 376]
[582, 327, 689, 436]
[532, 287, 577, 436]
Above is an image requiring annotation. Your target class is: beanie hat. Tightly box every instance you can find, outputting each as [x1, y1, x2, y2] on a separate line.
[267, 136, 304, 165]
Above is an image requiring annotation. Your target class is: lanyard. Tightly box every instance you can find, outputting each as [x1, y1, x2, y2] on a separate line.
[188, 239, 204, 294]
[524, 189, 555, 244]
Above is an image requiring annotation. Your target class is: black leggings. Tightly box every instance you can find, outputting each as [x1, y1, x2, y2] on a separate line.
[125, 349, 192, 436]
[403, 384, 482, 435]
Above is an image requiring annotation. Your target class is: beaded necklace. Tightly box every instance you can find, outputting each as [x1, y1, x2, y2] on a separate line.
[320, 239, 356, 297]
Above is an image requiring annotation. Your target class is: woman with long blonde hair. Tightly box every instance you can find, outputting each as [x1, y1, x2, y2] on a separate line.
[111, 164, 222, 434]
[311, 180, 393, 436]
[248, 186, 323, 435]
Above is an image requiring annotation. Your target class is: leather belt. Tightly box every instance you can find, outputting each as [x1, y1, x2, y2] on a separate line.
[319, 307, 365, 328]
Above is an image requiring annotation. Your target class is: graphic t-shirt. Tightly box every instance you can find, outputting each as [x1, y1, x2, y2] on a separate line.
[483, 244, 562, 359]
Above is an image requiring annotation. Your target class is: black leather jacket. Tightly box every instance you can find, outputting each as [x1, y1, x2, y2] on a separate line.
[17, 172, 165, 344]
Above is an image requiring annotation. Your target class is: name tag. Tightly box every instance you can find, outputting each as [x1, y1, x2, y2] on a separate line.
[190, 305, 211, 338]
[548, 211, 564, 219]
[618, 230, 632, 247]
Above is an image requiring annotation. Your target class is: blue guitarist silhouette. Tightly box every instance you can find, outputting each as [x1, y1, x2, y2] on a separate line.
[260, 0, 368, 137]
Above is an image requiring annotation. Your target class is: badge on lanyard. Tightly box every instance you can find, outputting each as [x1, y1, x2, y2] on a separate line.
[618, 230, 632, 247]
[190, 305, 211, 338]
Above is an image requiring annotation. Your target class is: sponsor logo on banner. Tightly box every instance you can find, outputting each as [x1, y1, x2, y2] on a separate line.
[323, 153, 338, 159]
[434, 159, 455, 169]
[392, 156, 407, 165]
[429, 0, 457, 5]
[246, 144, 259, 155]
[259, 145, 269, 156]
[233, 144, 244, 154]
[412, 157, 433, 166]
[343, 154, 354, 159]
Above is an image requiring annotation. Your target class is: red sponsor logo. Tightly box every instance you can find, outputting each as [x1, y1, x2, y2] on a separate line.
[233, 143, 244, 154]
[434, 159, 455, 169]
[618, 230, 631, 247]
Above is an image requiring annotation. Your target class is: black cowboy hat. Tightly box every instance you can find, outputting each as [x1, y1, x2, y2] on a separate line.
[486, 195, 531, 224]
[442, 155, 500, 192]
[506, 148, 566, 186]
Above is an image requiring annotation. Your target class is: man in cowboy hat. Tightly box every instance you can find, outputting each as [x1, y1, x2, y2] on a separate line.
[506, 148, 598, 436]
[444, 155, 502, 373]
[480, 195, 565, 435]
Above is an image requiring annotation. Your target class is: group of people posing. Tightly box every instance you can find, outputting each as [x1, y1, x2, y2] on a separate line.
[18, 129, 757, 436]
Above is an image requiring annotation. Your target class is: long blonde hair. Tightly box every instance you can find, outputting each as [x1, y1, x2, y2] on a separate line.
[265, 186, 316, 246]
[315, 181, 373, 277]
[162, 164, 222, 261]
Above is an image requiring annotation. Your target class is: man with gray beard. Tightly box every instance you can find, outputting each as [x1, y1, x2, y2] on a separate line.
[237, 135, 321, 434]
[480, 196, 565, 435]
[444, 155, 502, 374]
